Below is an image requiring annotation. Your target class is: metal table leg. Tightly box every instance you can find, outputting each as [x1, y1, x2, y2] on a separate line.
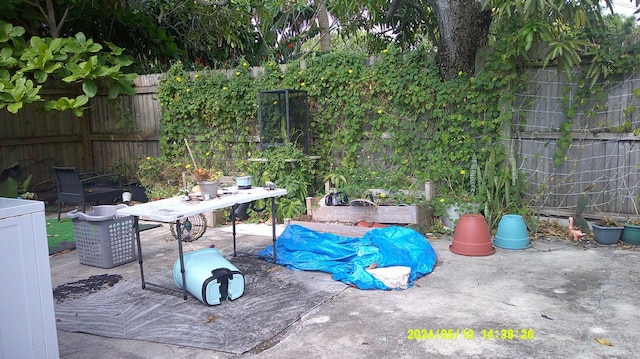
[232, 204, 237, 256]
[136, 218, 188, 300]
[175, 220, 188, 300]
[271, 197, 277, 262]
[133, 216, 145, 289]
[230, 199, 278, 261]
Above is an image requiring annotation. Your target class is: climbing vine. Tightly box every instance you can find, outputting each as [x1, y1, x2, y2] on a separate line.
[155, 45, 514, 201]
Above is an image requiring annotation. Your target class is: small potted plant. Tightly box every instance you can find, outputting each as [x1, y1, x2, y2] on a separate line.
[436, 168, 481, 229]
[192, 166, 223, 197]
[591, 217, 624, 245]
[177, 187, 191, 201]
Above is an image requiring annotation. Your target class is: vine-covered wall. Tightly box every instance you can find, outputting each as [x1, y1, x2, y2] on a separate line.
[156, 46, 511, 195]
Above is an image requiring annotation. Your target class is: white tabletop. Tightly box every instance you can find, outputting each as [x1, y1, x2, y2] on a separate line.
[0, 198, 44, 219]
[116, 186, 287, 222]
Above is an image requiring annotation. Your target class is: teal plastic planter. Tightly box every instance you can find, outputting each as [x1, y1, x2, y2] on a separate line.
[493, 214, 530, 250]
[622, 223, 640, 245]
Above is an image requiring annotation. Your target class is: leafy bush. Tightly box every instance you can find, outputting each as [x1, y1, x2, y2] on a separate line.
[244, 143, 316, 222]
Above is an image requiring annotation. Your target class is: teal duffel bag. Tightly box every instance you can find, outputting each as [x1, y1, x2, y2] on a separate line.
[173, 248, 245, 305]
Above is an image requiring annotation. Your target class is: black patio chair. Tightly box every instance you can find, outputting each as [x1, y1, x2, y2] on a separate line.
[53, 166, 123, 222]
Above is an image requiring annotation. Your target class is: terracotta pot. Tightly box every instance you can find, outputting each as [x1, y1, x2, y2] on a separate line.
[450, 214, 495, 256]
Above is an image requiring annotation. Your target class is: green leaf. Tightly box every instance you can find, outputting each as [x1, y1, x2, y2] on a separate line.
[108, 84, 120, 99]
[82, 79, 97, 97]
[34, 70, 47, 83]
[74, 95, 89, 107]
[75, 32, 87, 45]
[7, 101, 22, 113]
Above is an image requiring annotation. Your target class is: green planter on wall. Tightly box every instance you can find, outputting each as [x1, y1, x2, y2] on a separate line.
[621, 223, 640, 245]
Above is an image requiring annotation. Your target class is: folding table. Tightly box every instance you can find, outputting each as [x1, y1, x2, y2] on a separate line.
[116, 186, 287, 299]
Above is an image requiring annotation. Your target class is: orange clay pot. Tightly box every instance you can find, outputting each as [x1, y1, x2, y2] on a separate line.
[449, 214, 495, 256]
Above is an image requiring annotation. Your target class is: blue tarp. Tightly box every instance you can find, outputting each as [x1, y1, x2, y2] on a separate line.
[258, 224, 437, 290]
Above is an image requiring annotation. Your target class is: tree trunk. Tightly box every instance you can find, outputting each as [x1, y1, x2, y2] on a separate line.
[427, 0, 491, 79]
[316, 0, 331, 52]
[24, 0, 70, 38]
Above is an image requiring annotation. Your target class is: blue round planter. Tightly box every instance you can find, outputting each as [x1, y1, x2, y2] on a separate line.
[493, 214, 530, 250]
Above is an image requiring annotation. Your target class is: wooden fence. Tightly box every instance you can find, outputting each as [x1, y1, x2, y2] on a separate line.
[0, 75, 162, 196]
[514, 68, 640, 219]
[2, 67, 640, 218]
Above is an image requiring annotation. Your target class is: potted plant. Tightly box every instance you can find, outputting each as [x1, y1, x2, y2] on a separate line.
[192, 167, 223, 197]
[439, 196, 482, 228]
[436, 166, 482, 229]
[622, 218, 640, 245]
[591, 217, 624, 245]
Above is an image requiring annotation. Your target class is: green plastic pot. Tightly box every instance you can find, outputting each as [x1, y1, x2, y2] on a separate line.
[622, 223, 640, 245]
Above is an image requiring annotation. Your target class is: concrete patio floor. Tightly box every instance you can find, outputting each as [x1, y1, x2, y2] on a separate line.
[49, 217, 640, 359]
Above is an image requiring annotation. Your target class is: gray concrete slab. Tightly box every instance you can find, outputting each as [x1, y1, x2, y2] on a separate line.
[50, 220, 640, 359]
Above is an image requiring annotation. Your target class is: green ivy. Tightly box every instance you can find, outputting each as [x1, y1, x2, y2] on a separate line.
[154, 47, 513, 223]
[156, 61, 256, 168]
[244, 143, 316, 222]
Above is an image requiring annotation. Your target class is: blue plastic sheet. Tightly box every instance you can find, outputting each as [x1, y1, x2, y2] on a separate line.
[258, 224, 437, 290]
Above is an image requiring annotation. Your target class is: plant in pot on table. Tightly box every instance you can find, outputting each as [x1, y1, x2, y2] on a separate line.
[192, 166, 223, 199]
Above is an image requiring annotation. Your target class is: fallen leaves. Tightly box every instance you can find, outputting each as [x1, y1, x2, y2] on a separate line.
[204, 315, 218, 323]
[594, 338, 613, 346]
[533, 220, 571, 240]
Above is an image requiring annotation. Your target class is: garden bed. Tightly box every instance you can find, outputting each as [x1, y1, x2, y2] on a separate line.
[311, 204, 433, 226]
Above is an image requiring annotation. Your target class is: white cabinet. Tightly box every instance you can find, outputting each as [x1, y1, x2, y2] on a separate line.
[0, 198, 59, 359]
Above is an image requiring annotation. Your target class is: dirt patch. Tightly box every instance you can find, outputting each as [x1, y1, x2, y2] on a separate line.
[53, 274, 122, 303]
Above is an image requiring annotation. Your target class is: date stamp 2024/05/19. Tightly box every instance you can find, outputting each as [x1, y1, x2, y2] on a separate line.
[407, 328, 535, 341]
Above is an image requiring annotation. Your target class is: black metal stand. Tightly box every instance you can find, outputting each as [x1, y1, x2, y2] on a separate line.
[231, 198, 278, 262]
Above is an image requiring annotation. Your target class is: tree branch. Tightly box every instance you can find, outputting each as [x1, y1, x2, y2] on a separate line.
[23, 0, 73, 38]
[387, 0, 403, 19]
[386, 0, 429, 24]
